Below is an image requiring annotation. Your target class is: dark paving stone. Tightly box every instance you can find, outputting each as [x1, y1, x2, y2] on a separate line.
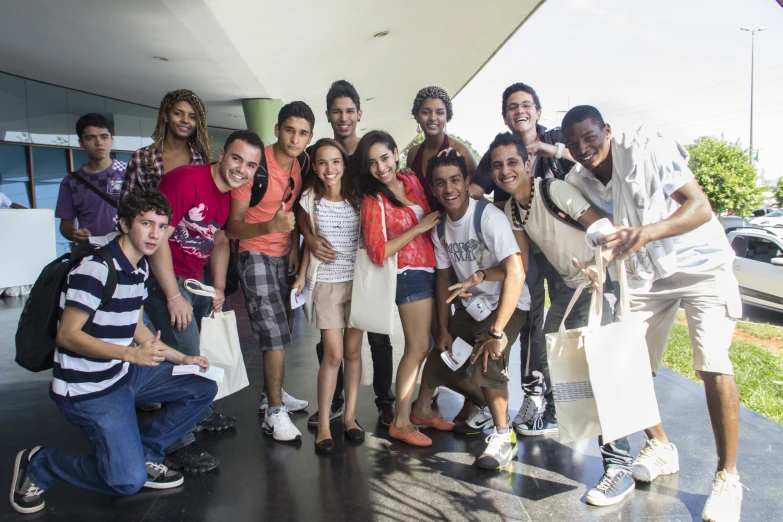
[0, 293, 780, 521]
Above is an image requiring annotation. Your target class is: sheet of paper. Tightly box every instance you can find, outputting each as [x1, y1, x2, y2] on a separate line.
[88, 231, 120, 246]
[172, 364, 225, 383]
[440, 337, 473, 371]
[290, 288, 307, 309]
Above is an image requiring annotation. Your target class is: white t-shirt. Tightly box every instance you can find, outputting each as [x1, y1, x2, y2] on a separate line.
[566, 134, 733, 274]
[409, 204, 425, 223]
[0, 192, 12, 209]
[432, 198, 531, 311]
[504, 178, 593, 288]
[300, 193, 360, 282]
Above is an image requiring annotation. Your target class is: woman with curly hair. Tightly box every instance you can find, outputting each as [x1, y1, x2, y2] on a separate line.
[406, 86, 477, 212]
[120, 89, 212, 198]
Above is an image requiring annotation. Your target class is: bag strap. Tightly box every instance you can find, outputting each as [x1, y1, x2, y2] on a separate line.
[69, 170, 118, 208]
[540, 178, 585, 231]
[473, 199, 488, 246]
[558, 248, 604, 332]
[184, 279, 216, 298]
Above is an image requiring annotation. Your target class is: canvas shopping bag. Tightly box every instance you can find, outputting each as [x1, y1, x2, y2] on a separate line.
[184, 280, 250, 401]
[583, 257, 660, 443]
[301, 189, 321, 324]
[348, 196, 397, 335]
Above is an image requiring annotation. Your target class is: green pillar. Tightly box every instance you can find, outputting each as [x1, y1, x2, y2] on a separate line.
[242, 98, 282, 146]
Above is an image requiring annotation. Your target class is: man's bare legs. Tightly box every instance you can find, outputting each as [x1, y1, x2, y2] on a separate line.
[699, 371, 740, 474]
[264, 350, 285, 407]
[412, 373, 485, 420]
[482, 387, 509, 428]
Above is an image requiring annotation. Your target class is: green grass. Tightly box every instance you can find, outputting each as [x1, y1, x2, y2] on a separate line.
[662, 322, 783, 424]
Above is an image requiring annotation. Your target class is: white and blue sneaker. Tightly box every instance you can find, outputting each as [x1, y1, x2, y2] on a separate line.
[517, 404, 558, 436]
[586, 467, 636, 506]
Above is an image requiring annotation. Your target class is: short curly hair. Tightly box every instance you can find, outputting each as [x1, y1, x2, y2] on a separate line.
[117, 190, 172, 232]
[411, 86, 453, 122]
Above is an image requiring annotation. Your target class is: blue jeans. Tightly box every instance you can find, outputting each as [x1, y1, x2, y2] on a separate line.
[145, 275, 214, 452]
[28, 363, 216, 496]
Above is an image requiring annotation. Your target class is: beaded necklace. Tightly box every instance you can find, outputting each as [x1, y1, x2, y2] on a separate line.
[510, 177, 535, 228]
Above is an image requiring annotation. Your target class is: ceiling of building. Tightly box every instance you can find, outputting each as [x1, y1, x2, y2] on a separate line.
[0, 0, 544, 143]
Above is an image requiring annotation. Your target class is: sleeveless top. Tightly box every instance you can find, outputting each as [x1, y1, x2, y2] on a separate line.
[411, 134, 450, 212]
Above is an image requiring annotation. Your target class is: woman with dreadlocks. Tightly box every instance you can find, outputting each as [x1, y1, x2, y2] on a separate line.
[120, 89, 212, 199]
[405, 86, 477, 213]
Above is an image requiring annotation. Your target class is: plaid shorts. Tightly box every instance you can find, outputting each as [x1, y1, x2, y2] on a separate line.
[238, 251, 294, 351]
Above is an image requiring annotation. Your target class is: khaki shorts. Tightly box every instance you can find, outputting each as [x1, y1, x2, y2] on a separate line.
[629, 264, 741, 376]
[314, 280, 353, 330]
[423, 307, 527, 390]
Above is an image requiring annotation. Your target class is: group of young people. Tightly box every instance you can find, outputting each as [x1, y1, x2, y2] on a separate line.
[10, 80, 743, 522]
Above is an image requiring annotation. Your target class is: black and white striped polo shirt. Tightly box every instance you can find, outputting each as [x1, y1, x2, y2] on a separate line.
[50, 238, 148, 401]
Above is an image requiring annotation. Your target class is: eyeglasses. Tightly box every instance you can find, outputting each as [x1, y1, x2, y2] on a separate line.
[282, 177, 295, 204]
[506, 102, 538, 113]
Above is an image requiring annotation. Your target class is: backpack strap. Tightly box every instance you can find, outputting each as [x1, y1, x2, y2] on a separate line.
[540, 178, 586, 232]
[473, 199, 488, 246]
[249, 148, 270, 208]
[435, 219, 446, 245]
[91, 247, 119, 308]
[69, 171, 118, 208]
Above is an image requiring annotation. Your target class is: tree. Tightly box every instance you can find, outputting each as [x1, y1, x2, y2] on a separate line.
[775, 177, 783, 208]
[686, 136, 762, 218]
[399, 132, 482, 166]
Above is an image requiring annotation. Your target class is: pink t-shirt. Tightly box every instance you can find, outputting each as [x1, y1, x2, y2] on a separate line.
[231, 144, 302, 257]
[158, 164, 230, 280]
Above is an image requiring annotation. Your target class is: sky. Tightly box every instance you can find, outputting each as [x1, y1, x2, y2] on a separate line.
[448, 0, 783, 184]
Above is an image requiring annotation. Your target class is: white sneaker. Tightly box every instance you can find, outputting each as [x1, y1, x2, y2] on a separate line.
[512, 393, 545, 429]
[258, 389, 309, 414]
[454, 405, 494, 436]
[632, 438, 680, 482]
[476, 427, 518, 470]
[262, 407, 302, 442]
[702, 470, 742, 522]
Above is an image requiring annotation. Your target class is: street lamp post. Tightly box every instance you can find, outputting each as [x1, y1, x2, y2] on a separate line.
[740, 26, 767, 161]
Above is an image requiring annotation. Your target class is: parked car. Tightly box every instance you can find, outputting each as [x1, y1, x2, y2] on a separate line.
[727, 227, 783, 312]
[749, 209, 783, 228]
[752, 207, 777, 218]
[720, 215, 751, 230]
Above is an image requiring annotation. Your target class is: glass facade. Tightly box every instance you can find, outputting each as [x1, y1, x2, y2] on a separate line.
[0, 71, 238, 254]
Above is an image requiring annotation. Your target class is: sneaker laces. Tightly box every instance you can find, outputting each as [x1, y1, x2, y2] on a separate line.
[593, 468, 623, 492]
[146, 461, 169, 475]
[484, 431, 509, 454]
[526, 411, 545, 431]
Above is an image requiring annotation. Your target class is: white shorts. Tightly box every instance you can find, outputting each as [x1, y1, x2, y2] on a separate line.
[628, 264, 741, 376]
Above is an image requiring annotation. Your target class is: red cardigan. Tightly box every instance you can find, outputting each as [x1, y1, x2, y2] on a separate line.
[361, 173, 437, 269]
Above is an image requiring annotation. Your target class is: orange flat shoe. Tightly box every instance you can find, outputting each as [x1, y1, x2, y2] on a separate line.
[389, 424, 432, 447]
[410, 413, 456, 431]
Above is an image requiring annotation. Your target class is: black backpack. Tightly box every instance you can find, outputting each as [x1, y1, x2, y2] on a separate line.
[225, 148, 309, 296]
[15, 245, 118, 372]
[539, 178, 586, 232]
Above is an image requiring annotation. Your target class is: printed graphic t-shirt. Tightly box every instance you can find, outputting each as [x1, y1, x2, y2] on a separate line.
[158, 164, 229, 280]
[299, 191, 360, 282]
[432, 198, 531, 311]
[55, 160, 126, 236]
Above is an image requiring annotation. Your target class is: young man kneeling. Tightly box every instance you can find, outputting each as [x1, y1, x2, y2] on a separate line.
[11, 190, 217, 515]
[411, 151, 529, 469]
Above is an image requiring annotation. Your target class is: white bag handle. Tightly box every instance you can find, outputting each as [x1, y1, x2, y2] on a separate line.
[558, 248, 604, 333]
[184, 279, 217, 298]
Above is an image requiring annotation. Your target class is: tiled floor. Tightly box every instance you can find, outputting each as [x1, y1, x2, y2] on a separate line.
[0, 294, 780, 521]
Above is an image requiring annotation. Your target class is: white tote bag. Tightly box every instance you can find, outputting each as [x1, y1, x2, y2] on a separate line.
[545, 250, 660, 443]
[348, 196, 397, 335]
[185, 280, 250, 401]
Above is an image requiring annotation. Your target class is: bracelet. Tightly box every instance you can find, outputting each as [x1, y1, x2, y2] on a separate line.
[555, 142, 565, 160]
[487, 330, 503, 340]
[167, 293, 181, 301]
[476, 269, 487, 281]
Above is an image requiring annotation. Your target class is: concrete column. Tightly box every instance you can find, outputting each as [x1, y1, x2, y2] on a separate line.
[242, 98, 282, 146]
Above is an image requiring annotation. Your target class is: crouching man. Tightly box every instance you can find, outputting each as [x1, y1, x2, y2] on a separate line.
[10, 190, 217, 515]
[410, 151, 529, 470]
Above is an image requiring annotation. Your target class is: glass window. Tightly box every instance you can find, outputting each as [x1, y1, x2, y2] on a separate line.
[730, 236, 747, 257]
[0, 144, 31, 207]
[0, 72, 29, 143]
[113, 152, 131, 164]
[66, 90, 107, 147]
[105, 98, 143, 152]
[26, 80, 69, 146]
[32, 147, 70, 256]
[139, 106, 157, 148]
[745, 237, 783, 264]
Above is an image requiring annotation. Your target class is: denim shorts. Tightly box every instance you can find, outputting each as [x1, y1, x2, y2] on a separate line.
[395, 269, 434, 305]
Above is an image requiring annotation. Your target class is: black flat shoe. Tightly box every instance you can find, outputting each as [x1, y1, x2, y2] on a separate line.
[344, 422, 365, 443]
[314, 439, 334, 453]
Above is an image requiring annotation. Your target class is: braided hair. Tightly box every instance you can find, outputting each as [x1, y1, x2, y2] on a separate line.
[145, 89, 212, 170]
[411, 86, 453, 122]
